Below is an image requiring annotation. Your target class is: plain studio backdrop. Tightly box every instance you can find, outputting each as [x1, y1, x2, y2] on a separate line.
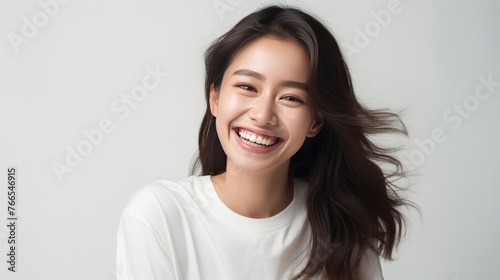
[0, 0, 499, 279]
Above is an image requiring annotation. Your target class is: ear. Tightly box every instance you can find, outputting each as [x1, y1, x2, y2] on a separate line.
[209, 84, 219, 117]
[306, 113, 323, 137]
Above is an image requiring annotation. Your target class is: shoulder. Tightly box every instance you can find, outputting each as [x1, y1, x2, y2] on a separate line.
[121, 176, 211, 226]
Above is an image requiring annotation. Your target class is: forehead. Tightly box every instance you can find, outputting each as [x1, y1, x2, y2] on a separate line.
[224, 35, 310, 83]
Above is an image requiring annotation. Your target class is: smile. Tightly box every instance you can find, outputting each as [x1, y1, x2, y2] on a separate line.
[237, 128, 280, 148]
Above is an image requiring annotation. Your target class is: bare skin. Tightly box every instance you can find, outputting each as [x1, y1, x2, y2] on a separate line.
[211, 162, 293, 218]
[209, 36, 322, 219]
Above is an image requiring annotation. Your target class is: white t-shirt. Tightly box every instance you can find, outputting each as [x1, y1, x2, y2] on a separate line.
[116, 175, 384, 280]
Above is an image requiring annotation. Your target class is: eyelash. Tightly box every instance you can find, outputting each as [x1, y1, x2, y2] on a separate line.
[281, 96, 303, 103]
[236, 84, 304, 103]
[237, 84, 256, 92]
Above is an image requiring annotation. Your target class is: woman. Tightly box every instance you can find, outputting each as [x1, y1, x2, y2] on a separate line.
[116, 5, 410, 280]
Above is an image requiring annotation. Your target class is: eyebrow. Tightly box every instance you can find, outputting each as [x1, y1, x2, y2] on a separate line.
[232, 69, 308, 91]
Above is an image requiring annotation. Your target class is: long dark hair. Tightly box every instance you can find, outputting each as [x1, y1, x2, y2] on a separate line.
[191, 5, 412, 280]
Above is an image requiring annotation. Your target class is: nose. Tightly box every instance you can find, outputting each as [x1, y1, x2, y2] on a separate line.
[248, 93, 278, 126]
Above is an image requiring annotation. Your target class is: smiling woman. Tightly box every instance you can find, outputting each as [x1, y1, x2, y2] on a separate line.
[116, 5, 412, 280]
[209, 36, 320, 179]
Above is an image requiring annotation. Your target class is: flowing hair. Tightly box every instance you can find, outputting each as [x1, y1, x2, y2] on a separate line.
[191, 5, 413, 280]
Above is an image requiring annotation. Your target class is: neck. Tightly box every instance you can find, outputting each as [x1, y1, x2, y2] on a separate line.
[211, 161, 294, 218]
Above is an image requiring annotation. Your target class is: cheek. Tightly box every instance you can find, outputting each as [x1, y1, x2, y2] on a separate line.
[214, 115, 231, 155]
[214, 96, 241, 134]
[280, 109, 313, 134]
[218, 93, 247, 119]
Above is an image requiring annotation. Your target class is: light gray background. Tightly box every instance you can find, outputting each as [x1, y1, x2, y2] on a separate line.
[1, 0, 499, 279]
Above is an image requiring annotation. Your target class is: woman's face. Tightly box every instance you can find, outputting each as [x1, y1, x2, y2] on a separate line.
[210, 35, 322, 174]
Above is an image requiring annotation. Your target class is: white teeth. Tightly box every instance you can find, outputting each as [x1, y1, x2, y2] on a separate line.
[237, 129, 277, 147]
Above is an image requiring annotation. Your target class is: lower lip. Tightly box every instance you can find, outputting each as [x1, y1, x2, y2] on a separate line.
[234, 129, 281, 154]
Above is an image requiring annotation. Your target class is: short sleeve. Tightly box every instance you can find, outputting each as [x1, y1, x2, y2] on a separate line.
[115, 186, 179, 280]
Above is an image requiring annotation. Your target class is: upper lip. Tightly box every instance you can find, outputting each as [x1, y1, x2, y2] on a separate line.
[234, 127, 281, 139]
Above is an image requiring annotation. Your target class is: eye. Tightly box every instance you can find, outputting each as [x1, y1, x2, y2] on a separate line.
[237, 84, 257, 92]
[281, 96, 304, 103]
